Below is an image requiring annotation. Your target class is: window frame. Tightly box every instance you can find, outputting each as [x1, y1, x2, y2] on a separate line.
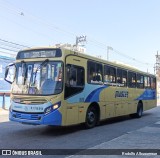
[136, 73, 144, 89]
[65, 64, 85, 99]
[104, 65, 116, 84]
[151, 77, 156, 89]
[128, 71, 136, 88]
[144, 76, 151, 88]
[116, 68, 127, 87]
[87, 61, 103, 84]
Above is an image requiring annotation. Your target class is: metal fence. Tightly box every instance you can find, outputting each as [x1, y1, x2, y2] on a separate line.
[0, 92, 10, 109]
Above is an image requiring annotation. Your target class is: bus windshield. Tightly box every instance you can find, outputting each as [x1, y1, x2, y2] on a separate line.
[11, 61, 63, 95]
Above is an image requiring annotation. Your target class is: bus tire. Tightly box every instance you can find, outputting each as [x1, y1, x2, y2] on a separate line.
[130, 102, 143, 118]
[136, 102, 143, 118]
[85, 105, 98, 129]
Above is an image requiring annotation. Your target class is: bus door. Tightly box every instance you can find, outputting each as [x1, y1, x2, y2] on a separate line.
[65, 55, 85, 125]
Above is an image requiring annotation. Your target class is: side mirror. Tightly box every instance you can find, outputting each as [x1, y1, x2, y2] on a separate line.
[4, 63, 16, 84]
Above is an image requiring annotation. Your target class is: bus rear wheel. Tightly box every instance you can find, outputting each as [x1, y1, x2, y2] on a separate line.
[130, 102, 143, 118]
[85, 106, 98, 129]
[136, 103, 143, 118]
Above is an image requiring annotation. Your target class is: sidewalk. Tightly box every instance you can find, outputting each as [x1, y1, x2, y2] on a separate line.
[0, 108, 9, 123]
[0, 108, 9, 115]
[67, 107, 160, 158]
[157, 99, 160, 106]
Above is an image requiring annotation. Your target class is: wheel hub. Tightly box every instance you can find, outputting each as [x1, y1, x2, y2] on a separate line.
[88, 111, 95, 123]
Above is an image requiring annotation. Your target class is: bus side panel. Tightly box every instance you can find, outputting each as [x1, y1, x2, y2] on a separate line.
[102, 86, 116, 118]
[135, 89, 157, 111]
[127, 88, 138, 114]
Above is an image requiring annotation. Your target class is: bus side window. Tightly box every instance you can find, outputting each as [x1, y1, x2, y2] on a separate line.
[151, 77, 156, 89]
[117, 69, 122, 84]
[88, 61, 95, 82]
[117, 69, 127, 87]
[128, 72, 136, 88]
[65, 64, 84, 98]
[88, 61, 103, 84]
[144, 76, 151, 89]
[69, 67, 77, 86]
[104, 65, 116, 84]
[137, 74, 144, 89]
[122, 70, 127, 87]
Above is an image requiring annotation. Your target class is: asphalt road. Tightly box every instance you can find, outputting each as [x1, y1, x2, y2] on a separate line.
[0, 106, 160, 158]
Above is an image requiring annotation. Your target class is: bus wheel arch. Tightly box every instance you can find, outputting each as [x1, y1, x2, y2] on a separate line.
[85, 102, 100, 129]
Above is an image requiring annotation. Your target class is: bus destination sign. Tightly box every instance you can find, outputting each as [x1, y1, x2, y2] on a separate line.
[16, 49, 62, 59]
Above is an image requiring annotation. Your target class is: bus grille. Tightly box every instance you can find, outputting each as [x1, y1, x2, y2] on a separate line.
[14, 113, 41, 120]
[13, 96, 48, 105]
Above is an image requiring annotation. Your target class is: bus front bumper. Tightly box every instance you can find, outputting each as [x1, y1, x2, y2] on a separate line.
[9, 110, 62, 126]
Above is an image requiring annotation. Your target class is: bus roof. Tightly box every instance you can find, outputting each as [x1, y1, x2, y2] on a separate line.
[17, 46, 155, 77]
[61, 47, 154, 76]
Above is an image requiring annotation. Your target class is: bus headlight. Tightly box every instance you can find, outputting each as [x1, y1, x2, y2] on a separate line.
[44, 102, 61, 115]
[53, 104, 59, 109]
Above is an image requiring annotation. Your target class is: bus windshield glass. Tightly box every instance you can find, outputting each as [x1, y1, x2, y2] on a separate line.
[11, 61, 63, 95]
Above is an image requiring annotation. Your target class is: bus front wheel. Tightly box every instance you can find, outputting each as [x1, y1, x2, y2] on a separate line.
[85, 106, 98, 129]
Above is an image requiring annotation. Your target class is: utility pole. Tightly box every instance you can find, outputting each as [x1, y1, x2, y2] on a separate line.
[155, 51, 160, 75]
[107, 46, 113, 61]
[76, 35, 87, 47]
[74, 35, 87, 53]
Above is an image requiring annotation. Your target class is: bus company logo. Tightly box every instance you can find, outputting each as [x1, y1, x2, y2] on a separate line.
[115, 91, 128, 98]
[2, 150, 11, 155]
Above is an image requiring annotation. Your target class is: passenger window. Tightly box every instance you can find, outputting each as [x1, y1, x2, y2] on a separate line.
[65, 64, 84, 98]
[144, 76, 151, 88]
[151, 77, 156, 89]
[137, 74, 144, 89]
[117, 69, 122, 84]
[88, 61, 103, 84]
[128, 72, 136, 88]
[122, 70, 127, 87]
[117, 69, 127, 87]
[104, 65, 116, 84]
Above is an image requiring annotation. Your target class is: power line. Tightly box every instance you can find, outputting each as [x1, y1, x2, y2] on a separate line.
[0, 0, 154, 68]
[0, 38, 27, 52]
[0, 50, 15, 55]
[0, 46, 18, 52]
[0, 42, 22, 50]
[0, 38, 29, 48]
[112, 48, 153, 66]
[0, 1, 76, 38]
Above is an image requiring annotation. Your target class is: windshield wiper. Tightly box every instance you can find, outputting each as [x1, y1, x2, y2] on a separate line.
[34, 59, 49, 75]
[28, 59, 49, 92]
[40, 59, 49, 68]
[21, 60, 27, 85]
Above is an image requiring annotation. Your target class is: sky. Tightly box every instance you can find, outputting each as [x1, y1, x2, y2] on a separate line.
[0, 0, 160, 74]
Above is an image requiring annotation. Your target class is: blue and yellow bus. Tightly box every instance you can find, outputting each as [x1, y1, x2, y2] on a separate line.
[5, 46, 157, 128]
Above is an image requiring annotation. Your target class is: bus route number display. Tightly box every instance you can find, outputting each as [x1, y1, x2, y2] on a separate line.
[16, 49, 62, 59]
